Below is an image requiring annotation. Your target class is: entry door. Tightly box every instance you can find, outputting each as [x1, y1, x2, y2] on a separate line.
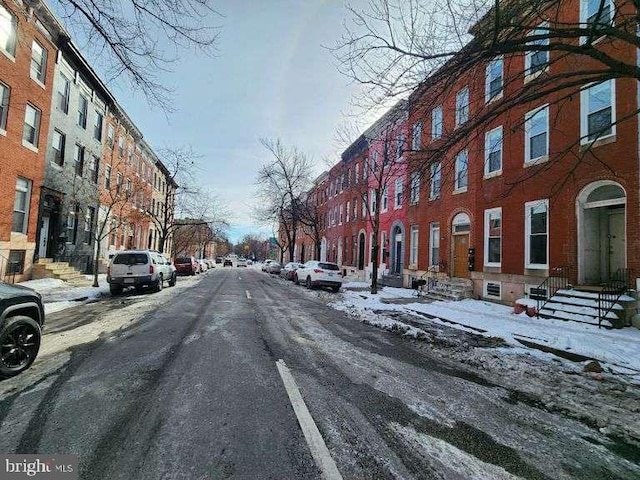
[394, 234, 402, 273]
[38, 216, 50, 258]
[358, 234, 365, 270]
[608, 211, 625, 276]
[453, 235, 470, 279]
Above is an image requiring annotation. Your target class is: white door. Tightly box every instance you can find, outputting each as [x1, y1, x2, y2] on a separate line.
[38, 216, 50, 258]
[608, 211, 625, 276]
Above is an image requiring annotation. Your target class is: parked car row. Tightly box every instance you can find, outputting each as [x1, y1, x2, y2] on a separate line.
[264, 260, 343, 293]
[107, 250, 177, 295]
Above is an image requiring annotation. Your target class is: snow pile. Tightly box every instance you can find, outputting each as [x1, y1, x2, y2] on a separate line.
[20, 275, 110, 314]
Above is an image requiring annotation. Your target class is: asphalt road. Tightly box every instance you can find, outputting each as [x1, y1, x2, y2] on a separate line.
[0, 268, 638, 479]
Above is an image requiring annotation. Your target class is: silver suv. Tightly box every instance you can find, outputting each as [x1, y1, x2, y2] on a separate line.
[107, 250, 177, 295]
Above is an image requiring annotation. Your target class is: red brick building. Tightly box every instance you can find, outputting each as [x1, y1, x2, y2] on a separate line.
[0, 0, 56, 281]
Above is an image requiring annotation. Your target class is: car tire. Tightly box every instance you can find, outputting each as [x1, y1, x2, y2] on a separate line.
[306, 276, 313, 289]
[0, 316, 42, 378]
[135, 285, 145, 294]
[155, 275, 163, 292]
[331, 285, 341, 293]
[168, 273, 177, 287]
[110, 285, 123, 295]
[294, 274, 299, 285]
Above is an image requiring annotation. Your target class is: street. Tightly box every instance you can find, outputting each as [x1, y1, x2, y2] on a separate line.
[0, 268, 638, 479]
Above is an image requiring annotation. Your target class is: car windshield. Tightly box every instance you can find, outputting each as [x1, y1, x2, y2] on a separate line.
[113, 253, 148, 265]
[175, 258, 192, 264]
[318, 262, 339, 271]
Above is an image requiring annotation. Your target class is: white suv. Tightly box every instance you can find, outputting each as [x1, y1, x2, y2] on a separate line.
[295, 261, 343, 292]
[107, 250, 177, 295]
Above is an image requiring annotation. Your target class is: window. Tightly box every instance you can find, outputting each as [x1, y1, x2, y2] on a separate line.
[0, 81, 8, 131]
[525, 23, 549, 77]
[74, 144, 84, 176]
[354, 163, 359, 184]
[118, 136, 124, 157]
[372, 151, 378, 172]
[353, 198, 357, 220]
[381, 187, 388, 212]
[52, 130, 65, 166]
[581, 0, 613, 32]
[454, 150, 468, 191]
[524, 105, 549, 163]
[429, 222, 440, 267]
[30, 40, 47, 84]
[339, 205, 343, 224]
[107, 125, 115, 146]
[484, 126, 503, 176]
[525, 200, 549, 268]
[455, 88, 469, 126]
[78, 95, 88, 129]
[116, 173, 123, 194]
[105, 165, 112, 189]
[410, 171, 420, 204]
[0, 4, 17, 57]
[485, 57, 503, 102]
[94, 112, 103, 141]
[410, 225, 419, 265]
[89, 155, 99, 183]
[430, 162, 441, 199]
[346, 201, 350, 222]
[362, 193, 368, 217]
[84, 206, 95, 244]
[126, 178, 132, 197]
[484, 208, 502, 266]
[412, 122, 422, 150]
[12, 178, 31, 233]
[484, 281, 502, 299]
[7, 250, 25, 274]
[370, 189, 377, 214]
[362, 158, 368, 180]
[394, 178, 403, 208]
[380, 231, 387, 264]
[67, 203, 79, 244]
[432, 106, 443, 139]
[396, 134, 404, 160]
[22, 104, 41, 148]
[581, 80, 615, 143]
[57, 75, 70, 114]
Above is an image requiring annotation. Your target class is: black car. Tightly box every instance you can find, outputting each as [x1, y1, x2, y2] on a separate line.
[0, 281, 45, 378]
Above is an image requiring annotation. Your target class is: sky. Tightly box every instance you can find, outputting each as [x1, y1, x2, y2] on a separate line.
[103, 0, 365, 243]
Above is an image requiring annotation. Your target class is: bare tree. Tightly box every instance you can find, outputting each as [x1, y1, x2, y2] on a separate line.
[40, 0, 221, 109]
[255, 139, 313, 263]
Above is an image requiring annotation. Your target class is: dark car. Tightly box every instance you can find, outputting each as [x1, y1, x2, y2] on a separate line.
[223, 258, 233, 267]
[0, 281, 45, 378]
[174, 257, 199, 276]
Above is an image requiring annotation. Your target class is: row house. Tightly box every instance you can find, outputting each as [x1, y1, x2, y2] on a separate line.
[0, 0, 56, 281]
[291, 0, 640, 318]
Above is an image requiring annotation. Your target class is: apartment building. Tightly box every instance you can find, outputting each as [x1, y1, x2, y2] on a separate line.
[0, 0, 56, 281]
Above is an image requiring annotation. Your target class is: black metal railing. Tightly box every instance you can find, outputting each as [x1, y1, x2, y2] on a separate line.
[535, 266, 572, 317]
[597, 268, 634, 328]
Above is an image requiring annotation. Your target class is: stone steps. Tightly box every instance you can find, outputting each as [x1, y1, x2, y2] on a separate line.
[33, 259, 92, 286]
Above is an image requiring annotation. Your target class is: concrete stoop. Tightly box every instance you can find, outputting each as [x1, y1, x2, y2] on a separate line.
[424, 277, 473, 301]
[381, 274, 404, 288]
[33, 259, 92, 287]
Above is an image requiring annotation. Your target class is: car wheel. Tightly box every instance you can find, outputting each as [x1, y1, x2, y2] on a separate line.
[0, 316, 42, 378]
[135, 285, 145, 294]
[169, 272, 177, 287]
[306, 276, 313, 289]
[294, 274, 299, 285]
[331, 285, 341, 293]
[110, 285, 123, 295]
[155, 275, 163, 292]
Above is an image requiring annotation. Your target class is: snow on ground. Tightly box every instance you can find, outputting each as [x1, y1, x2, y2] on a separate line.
[331, 286, 640, 381]
[20, 276, 110, 314]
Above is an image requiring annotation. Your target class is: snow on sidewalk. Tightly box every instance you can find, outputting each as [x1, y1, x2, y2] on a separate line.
[19, 276, 110, 314]
[331, 287, 640, 380]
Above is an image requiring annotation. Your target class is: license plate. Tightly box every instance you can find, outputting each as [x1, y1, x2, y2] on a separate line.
[327, 273, 334, 277]
[124, 278, 134, 284]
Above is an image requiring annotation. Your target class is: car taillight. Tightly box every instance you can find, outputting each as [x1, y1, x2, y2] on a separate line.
[107, 266, 110, 276]
[149, 265, 154, 274]
[313, 269, 323, 273]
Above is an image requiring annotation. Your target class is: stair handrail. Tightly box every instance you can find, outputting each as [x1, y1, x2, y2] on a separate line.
[534, 266, 571, 317]
[597, 268, 634, 329]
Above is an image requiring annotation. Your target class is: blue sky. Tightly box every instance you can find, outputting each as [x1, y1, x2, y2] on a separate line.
[104, 0, 364, 242]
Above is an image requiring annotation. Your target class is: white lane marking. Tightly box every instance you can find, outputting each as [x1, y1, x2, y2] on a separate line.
[275, 359, 343, 480]
[245, 290, 252, 299]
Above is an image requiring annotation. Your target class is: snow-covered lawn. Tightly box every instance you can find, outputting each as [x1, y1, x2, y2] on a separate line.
[19, 276, 110, 314]
[332, 285, 640, 380]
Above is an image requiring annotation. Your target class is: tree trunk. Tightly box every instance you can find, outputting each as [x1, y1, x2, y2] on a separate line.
[92, 241, 101, 288]
[371, 245, 379, 294]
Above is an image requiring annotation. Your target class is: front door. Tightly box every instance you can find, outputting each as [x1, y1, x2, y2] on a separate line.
[453, 234, 470, 279]
[358, 233, 365, 270]
[608, 210, 625, 276]
[38, 216, 50, 258]
[394, 234, 402, 273]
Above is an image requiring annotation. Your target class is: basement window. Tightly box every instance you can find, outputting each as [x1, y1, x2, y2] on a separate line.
[484, 280, 502, 300]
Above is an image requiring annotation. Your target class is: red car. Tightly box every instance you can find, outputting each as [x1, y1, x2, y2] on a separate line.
[174, 257, 199, 276]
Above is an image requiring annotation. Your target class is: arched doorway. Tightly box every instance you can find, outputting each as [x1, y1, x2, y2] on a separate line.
[358, 231, 366, 270]
[577, 181, 626, 284]
[389, 222, 404, 275]
[320, 237, 327, 262]
[452, 212, 471, 279]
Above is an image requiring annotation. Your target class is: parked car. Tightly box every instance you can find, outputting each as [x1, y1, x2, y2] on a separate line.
[261, 259, 275, 272]
[223, 258, 233, 267]
[280, 262, 303, 281]
[237, 258, 248, 267]
[0, 281, 45, 378]
[197, 259, 208, 272]
[215, 257, 223, 264]
[295, 261, 343, 292]
[246, 259, 253, 266]
[174, 256, 200, 276]
[266, 262, 282, 274]
[107, 250, 177, 295]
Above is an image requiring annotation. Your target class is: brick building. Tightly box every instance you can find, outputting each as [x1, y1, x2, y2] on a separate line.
[0, 0, 56, 281]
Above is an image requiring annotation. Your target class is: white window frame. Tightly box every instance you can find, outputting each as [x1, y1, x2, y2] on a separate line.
[580, 0, 614, 44]
[381, 186, 388, 212]
[525, 22, 550, 78]
[483, 280, 502, 300]
[30, 40, 47, 85]
[430, 162, 441, 199]
[346, 200, 350, 223]
[410, 171, 420, 204]
[484, 126, 503, 177]
[22, 103, 41, 150]
[432, 106, 443, 139]
[57, 75, 70, 114]
[525, 199, 549, 269]
[412, 122, 422, 150]
[429, 222, 440, 268]
[380, 231, 387, 264]
[362, 193, 368, 217]
[455, 87, 469, 127]
[0, 4, 17, 58]
[484, 207, 502, 267]
[454, 150, 468, 192]
[485, 56, 503, 103]
[524, 104, 549, 164]
[394, 178, 403, 208]
[12, 177, 32, 234]
[396, 134, 404, 161]
[580, 79, 616, 145]
[409, 225, 419, 265]
[0, 81, 9, 133]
